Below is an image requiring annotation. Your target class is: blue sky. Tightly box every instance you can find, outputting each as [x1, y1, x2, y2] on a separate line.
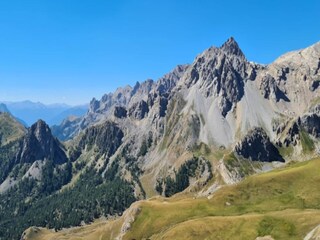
[0, 0, 319, 105]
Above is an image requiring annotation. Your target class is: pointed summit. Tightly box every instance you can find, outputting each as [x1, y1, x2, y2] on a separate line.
[220, 37, 245, 57]
[18, 119, 68, 164]
[30, 119, 51, 142]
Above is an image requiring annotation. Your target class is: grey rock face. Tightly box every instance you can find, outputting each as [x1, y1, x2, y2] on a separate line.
[114, 106, 127, 119]
[300, 105, 320, 138]
[283, 122, 300, 147]
[282, 105, 320, 147]
[159, 96, 169, 117]
[260, 74, 290, 102]
[235, 127, 284, 162]
[128, 101, 149, 120]
[17, 120, 67, 164]
[220, 37, 245, 57]
[131, 79, 154, 99]
[89, 98, 100, 113]
[156, 65, 188, 95]
[73, 121, 124, 160]
[182, 37, 251, 116]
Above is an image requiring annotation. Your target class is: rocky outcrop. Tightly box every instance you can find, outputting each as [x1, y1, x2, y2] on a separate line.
[76, 121, 124, 158]
[128, 101, 149, 120]
[283, 122, 300, 147]
[264, 42, 320, 113]
[181, 37, 252, 116]
[159, 96, 169, 117]
[114, 106, 127, 119]
[300, 105, 320, 138]
[17, 120, 68, 164]
[220, 37, 245, 57]
[89, 98, 100, 113]
[156, 65, 188, 95]
[281, 105, 320, 147]
[235, 128, 284, 162]
[260, 74, 290, 102]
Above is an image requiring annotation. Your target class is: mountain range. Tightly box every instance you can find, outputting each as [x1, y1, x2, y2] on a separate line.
[1, 101, 88, 126]
[0, 37, 319, 240]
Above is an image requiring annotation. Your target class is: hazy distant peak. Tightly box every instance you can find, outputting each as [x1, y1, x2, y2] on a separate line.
[0, 103, 10, 113]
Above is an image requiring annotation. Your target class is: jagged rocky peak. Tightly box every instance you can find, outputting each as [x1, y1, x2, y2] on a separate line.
[18, 120, 67, 164]
[220, 37, 245, 58]
[156, 64, 189, 94]
[132, 79, 154, 96]
[89, 97, 100, 113]
[181, 37, 254, 116]
[89, 85, 133, 114]
[30, 119, 52, 143]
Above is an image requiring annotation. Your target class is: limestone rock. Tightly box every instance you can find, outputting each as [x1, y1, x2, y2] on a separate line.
[128, 101, 149, 120]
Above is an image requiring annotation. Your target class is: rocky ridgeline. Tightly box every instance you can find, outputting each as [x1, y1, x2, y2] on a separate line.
[1, 38, 319, 206]
[181, 37, 254, 116]
[51, 37, 320, 180]
[70, 121, 124, 161]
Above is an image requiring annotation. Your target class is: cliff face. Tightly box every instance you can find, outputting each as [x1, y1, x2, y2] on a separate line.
[16, 120, 67, 165]
[0, 120, 68, 193]
[235, 127, 284, 162]
[180, 37, 251, 117]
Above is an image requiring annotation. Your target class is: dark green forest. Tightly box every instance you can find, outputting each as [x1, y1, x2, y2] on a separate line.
[0, 162, 135, 240]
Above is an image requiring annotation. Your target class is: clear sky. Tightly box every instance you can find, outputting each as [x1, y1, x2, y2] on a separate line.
[0, 0, 319, 105]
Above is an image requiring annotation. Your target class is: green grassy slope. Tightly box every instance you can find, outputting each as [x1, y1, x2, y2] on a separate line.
[25, 157, 320, 240]
[125, 158, 320, 240]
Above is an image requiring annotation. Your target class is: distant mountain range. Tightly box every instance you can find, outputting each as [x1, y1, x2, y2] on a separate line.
[0, 100, 88, 126]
